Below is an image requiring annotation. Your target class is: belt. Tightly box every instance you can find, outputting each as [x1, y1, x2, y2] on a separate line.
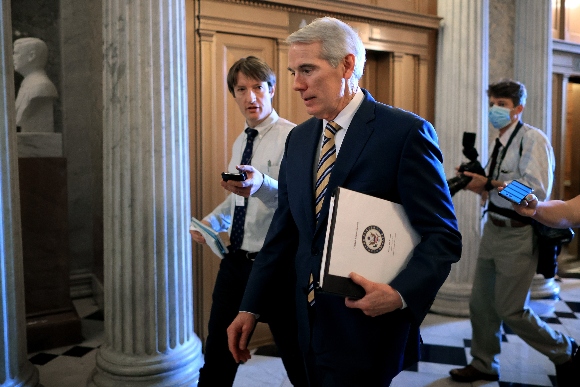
[489, 215, 528, 228]
[231, 249, 258, 261]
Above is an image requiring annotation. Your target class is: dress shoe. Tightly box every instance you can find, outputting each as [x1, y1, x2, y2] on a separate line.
[555, 338, 579, 387]
[449, 365, 499, 383]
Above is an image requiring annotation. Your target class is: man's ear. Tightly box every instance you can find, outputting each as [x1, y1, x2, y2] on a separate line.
[343, 54, 355, 79]
[514, 104, 524, 115]
[269, 84, 276, 99]
[27, 50, 36, 63]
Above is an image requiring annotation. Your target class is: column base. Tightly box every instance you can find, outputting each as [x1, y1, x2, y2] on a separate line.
[530, 274, 560, 299]
[1, 364, 40, 387]
[430, 282, 472, 317]
[87, 336, 203, 387]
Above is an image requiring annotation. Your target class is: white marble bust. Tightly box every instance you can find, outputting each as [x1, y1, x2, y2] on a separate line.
[13, 37, 58, 132]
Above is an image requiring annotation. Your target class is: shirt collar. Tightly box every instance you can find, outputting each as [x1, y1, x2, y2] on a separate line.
[498, 120, 519, 146]
[322, 89, 364, 131]
[245, 110, 279, 137]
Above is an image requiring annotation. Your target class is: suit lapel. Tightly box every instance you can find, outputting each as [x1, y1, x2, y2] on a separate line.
[294, 118, 323, 234]
[314, 90, 377, 235]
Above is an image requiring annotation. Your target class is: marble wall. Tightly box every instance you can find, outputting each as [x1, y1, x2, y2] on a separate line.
[60, 0, 103, 281]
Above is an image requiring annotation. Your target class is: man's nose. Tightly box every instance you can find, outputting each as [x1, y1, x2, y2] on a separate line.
[249, 90, 257, 102]
[292, 75, 304, 91]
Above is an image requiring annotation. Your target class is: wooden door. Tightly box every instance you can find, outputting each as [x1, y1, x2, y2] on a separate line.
[564, 80, 580, 256]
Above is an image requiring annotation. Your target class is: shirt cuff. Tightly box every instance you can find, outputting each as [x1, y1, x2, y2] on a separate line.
[397, 290, 407, 309]
[251, 174, 278, 206]
[240, 310, 260, 320]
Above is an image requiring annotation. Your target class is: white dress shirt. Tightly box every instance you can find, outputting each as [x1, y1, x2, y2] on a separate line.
[204, 110, 295, 253]
[487, 120, 555, 216]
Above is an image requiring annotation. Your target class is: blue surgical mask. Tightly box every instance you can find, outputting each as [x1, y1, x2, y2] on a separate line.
[489, 105, 512, 129]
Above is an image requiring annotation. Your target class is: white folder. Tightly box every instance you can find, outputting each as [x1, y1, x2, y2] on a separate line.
[190, 217, 228, 259]
[319, 187, 420, 299]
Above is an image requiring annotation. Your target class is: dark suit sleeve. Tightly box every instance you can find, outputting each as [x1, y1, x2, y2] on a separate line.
[389, 119, 462, 324]
[239, 132, 299, 315]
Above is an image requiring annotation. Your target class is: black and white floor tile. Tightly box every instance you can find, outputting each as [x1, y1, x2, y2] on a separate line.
[31, 277, 580, 387]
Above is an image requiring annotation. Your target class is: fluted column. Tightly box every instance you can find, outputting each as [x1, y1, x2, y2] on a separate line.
[0, 2, 40, 387]
[514, 0, 553, 138]
[432, 0, 489, 316]
[87, 0, 203, 385]
[514, 0, 559, 299]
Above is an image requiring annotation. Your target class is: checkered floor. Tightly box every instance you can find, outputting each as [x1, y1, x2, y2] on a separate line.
[31, 277, 580, 387]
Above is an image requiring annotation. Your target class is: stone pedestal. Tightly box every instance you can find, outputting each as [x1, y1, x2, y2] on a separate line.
[19, 157, 82, 352]
[17, 132, 62, 157]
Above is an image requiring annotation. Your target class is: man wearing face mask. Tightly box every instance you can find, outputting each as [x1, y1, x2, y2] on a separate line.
[449, 79, 579, 386]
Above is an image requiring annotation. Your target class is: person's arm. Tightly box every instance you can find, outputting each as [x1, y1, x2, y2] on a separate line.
[227, 312, 257, 363]
[463, 171, 503, 195]
[222, 165, 279, 207]
[348, 119, 462, 322]
[511, 193, 580, 228]
[190, 219, 211, 244]
[202, 195, 233, 234]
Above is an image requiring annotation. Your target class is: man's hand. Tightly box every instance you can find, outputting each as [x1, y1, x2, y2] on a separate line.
[344, 272, 403, 317]
[227, 312, 257, 363]
[463, 171, 488, 195]
[221, 165, 264, 198]
[190, 219, 211, 244]
[499, 186, 539, 217]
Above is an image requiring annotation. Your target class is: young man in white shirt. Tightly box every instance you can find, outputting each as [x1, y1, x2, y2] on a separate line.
[191, 56, 306, 387]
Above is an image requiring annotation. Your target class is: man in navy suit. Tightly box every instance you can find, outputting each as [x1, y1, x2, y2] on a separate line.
[227, 17, 462, 386]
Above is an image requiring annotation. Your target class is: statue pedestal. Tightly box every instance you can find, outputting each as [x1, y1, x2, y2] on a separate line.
[18, 157, 82, 352]
[17, 132, 62, 157]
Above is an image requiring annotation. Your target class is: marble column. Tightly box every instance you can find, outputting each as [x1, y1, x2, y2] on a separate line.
[514, 0, 553, 139]
[87, 0, 203, 385]
[514, 0, 559, 299]
[432, 0, 489, 317]
[0, 2, 40, 387]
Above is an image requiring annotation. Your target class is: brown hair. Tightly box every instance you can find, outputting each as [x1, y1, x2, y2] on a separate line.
[226, 56, 276, 97]
[487, 79, 527, 107]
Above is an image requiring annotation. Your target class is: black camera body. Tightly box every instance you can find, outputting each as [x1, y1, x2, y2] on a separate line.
[447, 132, 486, 196]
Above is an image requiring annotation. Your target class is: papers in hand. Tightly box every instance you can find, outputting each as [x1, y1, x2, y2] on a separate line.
[319, 187, 420, 299]
[190, 217, 228, 259]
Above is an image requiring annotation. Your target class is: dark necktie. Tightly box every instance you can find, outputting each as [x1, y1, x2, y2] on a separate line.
[487, 138, 502, 179]
[309, 121, 342, 306]
[229, 128, 259, 252]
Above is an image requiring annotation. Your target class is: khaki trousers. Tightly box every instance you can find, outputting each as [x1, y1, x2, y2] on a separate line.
[469, 220, 572, 375]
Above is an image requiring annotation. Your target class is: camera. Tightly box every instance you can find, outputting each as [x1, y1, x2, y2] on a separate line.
[447, 132, 486, 196]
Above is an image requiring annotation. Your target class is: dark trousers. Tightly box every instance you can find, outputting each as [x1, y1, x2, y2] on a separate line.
[303, 298, 410, 387]
[197, 249, 307, 387]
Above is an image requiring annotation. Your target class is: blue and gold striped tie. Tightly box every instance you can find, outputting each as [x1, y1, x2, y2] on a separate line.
[309, 121, 342, 305]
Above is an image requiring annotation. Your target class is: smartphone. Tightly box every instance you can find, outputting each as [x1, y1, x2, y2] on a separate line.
[498, 180, 533, 204]
[221, 172, 247, 181]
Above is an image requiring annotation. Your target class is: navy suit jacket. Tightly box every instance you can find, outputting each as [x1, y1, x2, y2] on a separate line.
[241, 89, 462, 375]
